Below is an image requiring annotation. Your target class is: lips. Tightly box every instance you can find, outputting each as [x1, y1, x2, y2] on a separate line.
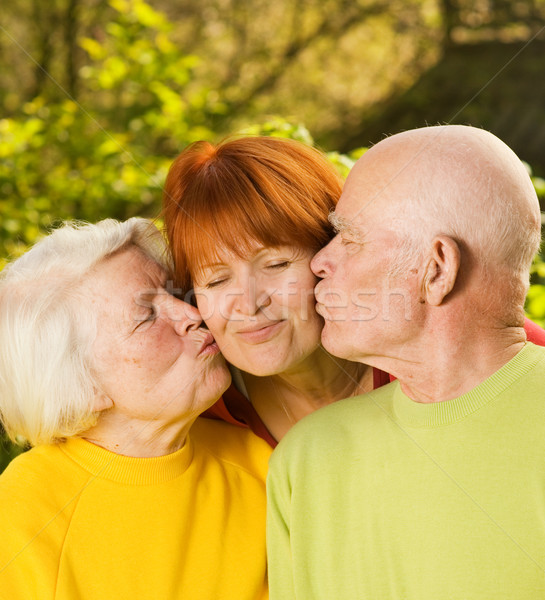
[235, 320, 285, 344]
[197, 331, 220, 357]
[314, 282, 327, 306]
[236, 320, 282, 334]
[314, 302, 326, 318]
[314, 285, 335, 321]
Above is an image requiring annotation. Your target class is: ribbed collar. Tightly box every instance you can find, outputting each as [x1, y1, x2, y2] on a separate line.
[59, 436, 194, 485]
[393, 343, 542, 428]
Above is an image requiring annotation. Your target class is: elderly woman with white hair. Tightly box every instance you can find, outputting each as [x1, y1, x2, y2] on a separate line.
[0, 218, 270, 599]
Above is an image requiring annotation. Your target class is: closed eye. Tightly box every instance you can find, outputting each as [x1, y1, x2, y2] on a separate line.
[267, 261, 290, 270]
[144, 306, 158, 321]
[133, 306, 158, 331]
[206, 277, 228, 289]
[340, 237, 363, 255]
[142, 306, 158, 323]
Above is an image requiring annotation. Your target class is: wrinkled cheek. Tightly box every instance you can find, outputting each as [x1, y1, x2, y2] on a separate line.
[351, 292, 380, 323]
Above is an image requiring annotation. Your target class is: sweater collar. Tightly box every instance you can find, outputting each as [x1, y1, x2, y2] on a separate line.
[393, 343, 542, 428]
[59, 435, 194, 485]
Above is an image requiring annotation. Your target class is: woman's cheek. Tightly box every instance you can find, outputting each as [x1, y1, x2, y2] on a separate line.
[285, 275, 317, 314]
[195, 291, 215, 322]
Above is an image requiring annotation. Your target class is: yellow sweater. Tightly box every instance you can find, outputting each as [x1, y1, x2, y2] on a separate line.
[0, 418, 271, 600]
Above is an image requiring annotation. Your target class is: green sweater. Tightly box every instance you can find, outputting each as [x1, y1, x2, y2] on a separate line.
[267, 343, 545, 599]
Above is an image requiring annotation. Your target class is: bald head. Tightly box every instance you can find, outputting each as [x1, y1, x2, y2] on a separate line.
[347, 125, 541, 280]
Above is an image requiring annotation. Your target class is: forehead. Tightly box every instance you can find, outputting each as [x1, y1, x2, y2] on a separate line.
[337, 155, 405, 230]
[334, 181, 375, 233]
[89, 248, 165, 302]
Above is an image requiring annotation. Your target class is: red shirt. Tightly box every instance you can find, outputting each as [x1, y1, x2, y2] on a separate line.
[203, 318, 545, 448]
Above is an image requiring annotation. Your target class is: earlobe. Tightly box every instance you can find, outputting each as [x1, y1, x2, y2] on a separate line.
[421, 236, 460, 307]
[92, 389, 114, 413]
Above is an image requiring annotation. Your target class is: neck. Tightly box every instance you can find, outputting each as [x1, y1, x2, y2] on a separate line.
[243, 347, 373, 441]
[372, 323, 527, 404]
[82, 414, 196, 458]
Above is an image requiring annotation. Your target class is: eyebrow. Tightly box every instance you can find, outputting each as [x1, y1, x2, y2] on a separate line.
[328, 211, 364, 242]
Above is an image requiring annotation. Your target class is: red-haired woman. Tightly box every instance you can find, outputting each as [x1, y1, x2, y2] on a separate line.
[162, 136, 545, 447]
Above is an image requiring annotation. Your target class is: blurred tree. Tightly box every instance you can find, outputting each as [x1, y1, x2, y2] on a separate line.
[0, 430, 25, 474]
[0, 0, 112, 110]
[2, 0, 544, 147]
[0, 0, 443, 141]
[440, 0, 545, 44]
[0, 0, 217, 264]
[157, 0, 442, 142]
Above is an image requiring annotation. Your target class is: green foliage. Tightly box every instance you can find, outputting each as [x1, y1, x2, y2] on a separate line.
[0, 0, 218, 267]
[528, 255, 545, 328]
[525, 161, 545, 327]
[0, 431, 25, 474]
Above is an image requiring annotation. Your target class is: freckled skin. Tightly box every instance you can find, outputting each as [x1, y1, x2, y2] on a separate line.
[87, 248, 232, 430]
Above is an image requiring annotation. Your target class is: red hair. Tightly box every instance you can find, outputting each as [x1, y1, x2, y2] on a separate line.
[162, 136, 343, 291]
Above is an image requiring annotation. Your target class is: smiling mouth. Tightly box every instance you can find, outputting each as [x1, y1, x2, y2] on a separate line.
[235, 320, 285, 344]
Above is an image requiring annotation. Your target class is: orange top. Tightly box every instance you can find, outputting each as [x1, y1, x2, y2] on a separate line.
[202, 367, 390, 448]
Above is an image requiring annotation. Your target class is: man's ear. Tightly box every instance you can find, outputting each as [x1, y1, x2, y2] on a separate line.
[420, 236, 460, 306]
[92, 389, 114, 413]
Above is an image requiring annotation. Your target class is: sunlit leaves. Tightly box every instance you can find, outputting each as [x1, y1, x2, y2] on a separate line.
[0, 0, 216, 263]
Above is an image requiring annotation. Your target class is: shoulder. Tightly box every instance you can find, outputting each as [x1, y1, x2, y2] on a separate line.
[189, 417, 272, 482]
[513, 343, 545, 393]
[0, 443, 87, 510]
[270, 382, 399, 472]
[1, 444, 73, 494]
[0, 444, 88, 564]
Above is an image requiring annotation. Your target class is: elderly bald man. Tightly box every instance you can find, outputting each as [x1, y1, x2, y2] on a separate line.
[266, 125, 545, 599]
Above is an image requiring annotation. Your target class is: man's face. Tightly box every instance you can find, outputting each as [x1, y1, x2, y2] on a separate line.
[310, 166, 421, 364]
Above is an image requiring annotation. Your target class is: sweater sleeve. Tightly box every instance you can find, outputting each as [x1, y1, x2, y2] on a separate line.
[266, 449, 297, 600]
[0, 448, 79, 600]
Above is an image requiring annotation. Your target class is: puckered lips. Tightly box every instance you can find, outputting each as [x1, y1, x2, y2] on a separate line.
[197, 331, 221, 357]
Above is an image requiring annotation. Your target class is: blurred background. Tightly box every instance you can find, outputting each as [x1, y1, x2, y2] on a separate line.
[1, 0, 545, 469]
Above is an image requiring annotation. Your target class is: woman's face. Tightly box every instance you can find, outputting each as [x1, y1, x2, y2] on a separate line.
[192, 244, 324, 376]
[89, 247, 231, 424]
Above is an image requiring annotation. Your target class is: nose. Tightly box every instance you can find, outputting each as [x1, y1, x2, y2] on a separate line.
[310, 239, 337, 279]
[161, 294, 202, 335]
[233, 273, 271, 317]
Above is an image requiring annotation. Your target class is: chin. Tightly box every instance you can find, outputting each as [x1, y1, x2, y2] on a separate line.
[207, 361, 232, 397]
[230, 351, 300, 377]
[320, 329, 350, 361]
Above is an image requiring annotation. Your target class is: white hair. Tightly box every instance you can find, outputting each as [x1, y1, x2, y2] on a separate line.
[0, 218, 169, 447]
